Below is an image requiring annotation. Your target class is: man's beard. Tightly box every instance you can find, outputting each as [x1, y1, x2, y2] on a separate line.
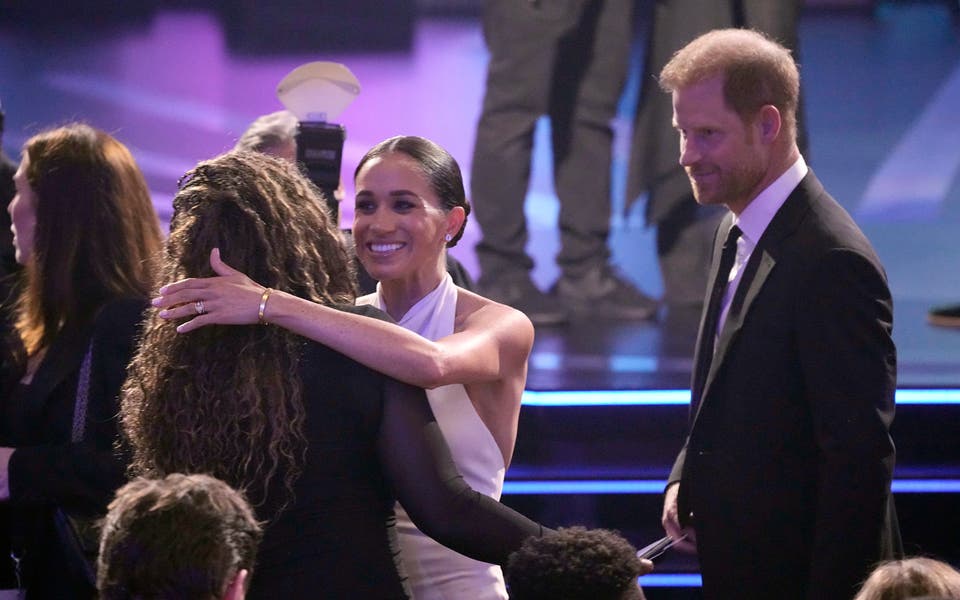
[688, 159, 765, 209]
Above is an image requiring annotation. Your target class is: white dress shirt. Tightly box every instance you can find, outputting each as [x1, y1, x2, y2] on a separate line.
[715, 155, 809, 340]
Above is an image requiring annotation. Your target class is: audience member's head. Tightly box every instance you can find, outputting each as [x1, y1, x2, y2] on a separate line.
[234, 110, 298, 163]
[659, 28, 800, 144]
[11, 122, 161, 354]
[97, 473, 262, 600]
[854, 557, 960, 600]
[353, 134, 471, 247]
[506, 526, 647, 600]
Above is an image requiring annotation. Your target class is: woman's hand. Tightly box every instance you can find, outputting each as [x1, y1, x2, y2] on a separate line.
[153, 248, 265, 333]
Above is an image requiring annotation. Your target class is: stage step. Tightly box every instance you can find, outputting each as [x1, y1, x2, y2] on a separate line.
[502, 390, 960, 595]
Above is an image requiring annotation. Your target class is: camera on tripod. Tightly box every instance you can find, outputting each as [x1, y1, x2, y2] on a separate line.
[276, 62, 360, 222]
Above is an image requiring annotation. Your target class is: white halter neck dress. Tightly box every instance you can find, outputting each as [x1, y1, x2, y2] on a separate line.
[357, 273, 508, 599]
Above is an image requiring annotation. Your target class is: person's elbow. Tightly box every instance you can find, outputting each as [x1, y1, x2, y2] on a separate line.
[405, 495, 473, 543]
[402, 482, 479, 541]
[413, 511, 469, 544]
[411, 348, 453, 389]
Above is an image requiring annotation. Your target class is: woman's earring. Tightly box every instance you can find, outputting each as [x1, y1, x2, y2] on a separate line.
[444, 233, 453, 242]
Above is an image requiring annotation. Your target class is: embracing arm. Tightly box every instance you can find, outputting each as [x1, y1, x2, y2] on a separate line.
[155, 249, 534, 389]
[378, 377, 545, 563]
[797, 249, 897, 599]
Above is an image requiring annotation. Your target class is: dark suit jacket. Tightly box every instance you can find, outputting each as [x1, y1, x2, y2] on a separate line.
[668, 172, 899, 600]
[0, 298, 146, 597]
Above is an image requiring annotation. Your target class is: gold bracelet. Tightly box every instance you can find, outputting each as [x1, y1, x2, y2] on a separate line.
[258, 288, 273, 324]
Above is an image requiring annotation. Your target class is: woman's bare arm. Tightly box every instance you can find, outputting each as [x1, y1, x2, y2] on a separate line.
[155, 249, 533, 389]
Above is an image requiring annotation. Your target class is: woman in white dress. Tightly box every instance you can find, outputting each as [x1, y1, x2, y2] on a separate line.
[153, 136, 534, 599]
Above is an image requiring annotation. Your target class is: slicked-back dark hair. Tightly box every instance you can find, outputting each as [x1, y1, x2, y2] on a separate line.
[354, 135, 471, 247]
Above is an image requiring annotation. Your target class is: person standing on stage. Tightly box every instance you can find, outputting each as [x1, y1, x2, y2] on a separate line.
[469, 0, 657, 325]
[658, 29, 899, 600]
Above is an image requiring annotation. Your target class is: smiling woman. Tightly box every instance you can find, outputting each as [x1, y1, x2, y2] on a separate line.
[351, 150, 459, 303]
[153, 136, 535, 599]
[351, 137, 471, 317]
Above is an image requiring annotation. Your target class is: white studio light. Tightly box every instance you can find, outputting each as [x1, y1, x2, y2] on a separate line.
[276, 61, 361, 122]
[275, 61, 361, 221]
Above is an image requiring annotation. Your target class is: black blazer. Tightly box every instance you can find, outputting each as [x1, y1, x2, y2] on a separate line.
[0, 298, 146, 597]
[668, 172, 899, 600]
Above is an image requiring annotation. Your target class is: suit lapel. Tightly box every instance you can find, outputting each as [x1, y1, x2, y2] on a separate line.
[691, 213, 735, 407]
[703, 249, 776, 400]
[690, 172, 821, 428]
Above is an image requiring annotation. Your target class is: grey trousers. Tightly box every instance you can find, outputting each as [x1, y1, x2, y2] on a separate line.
[470, 0, 634, 283]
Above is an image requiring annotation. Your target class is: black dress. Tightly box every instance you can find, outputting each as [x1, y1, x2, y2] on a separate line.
[247, 305, 542, 599]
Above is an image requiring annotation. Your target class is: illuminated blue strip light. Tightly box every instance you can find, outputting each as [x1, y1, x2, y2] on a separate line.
[896, 389, 960, 404]
[893, 479, 960, 493]
[521, 389, 690, 406]
[503, 480, 666, 494]
[502, 479, 960, 495]
[639, 574, 702, 587]
[521, 388, 960, 406]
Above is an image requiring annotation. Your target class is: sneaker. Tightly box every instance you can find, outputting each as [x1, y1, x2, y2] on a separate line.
[928, 303, 960, 328]
[551, 267, 658, 321]
[478, 275, 570, 326]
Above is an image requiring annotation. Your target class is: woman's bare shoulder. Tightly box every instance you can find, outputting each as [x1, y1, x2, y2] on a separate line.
[455, 287, 533, 337]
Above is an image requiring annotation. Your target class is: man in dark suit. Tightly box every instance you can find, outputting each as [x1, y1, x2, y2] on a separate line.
[628, 0, 803, 307]
[658, 29, 899, 600]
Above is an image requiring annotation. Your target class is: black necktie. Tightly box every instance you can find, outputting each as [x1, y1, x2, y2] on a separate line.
[693, 224, 742, 402]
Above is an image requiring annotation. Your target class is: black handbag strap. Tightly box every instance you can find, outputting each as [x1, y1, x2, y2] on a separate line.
[54, 338, 99, 589]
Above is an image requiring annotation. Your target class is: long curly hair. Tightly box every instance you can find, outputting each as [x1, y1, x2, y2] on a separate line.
[14, 123, 161, 356]
[121, 151, 355, 511]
